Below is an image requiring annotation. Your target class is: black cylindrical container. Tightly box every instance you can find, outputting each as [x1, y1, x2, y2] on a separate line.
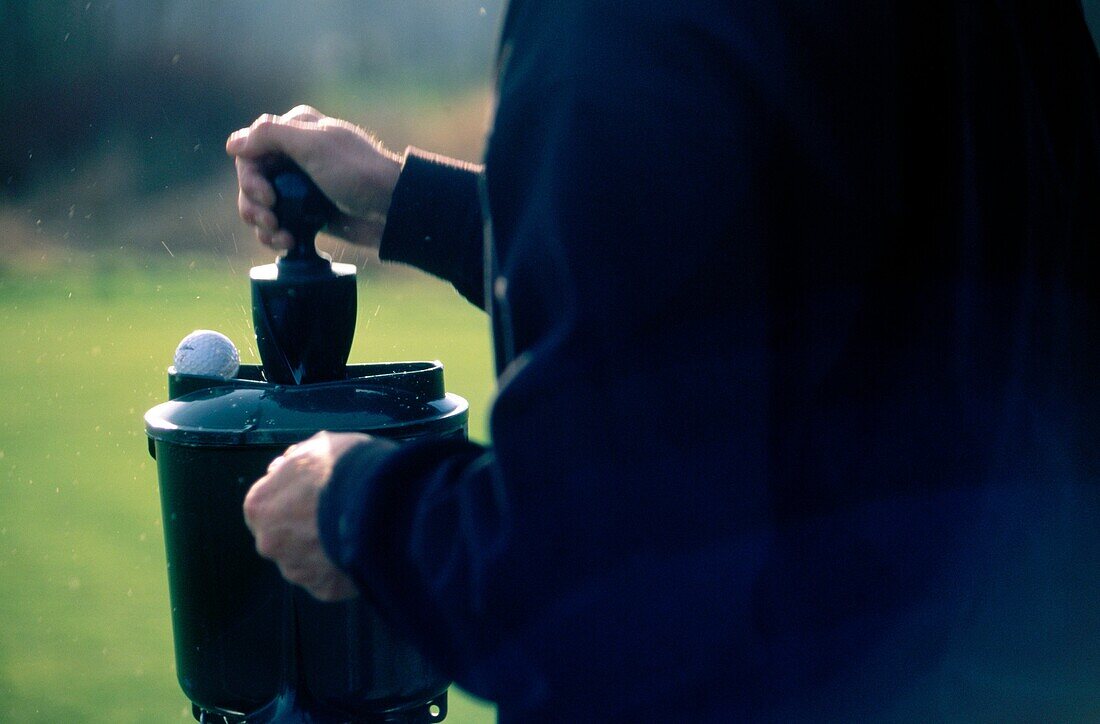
[249, 157, 358, 387]
[251, 260, 358, 386]
[145, 362, 466, 723]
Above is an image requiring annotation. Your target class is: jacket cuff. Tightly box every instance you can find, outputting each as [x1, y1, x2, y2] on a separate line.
[316, 434, 486, 676]
[317, 436, 401, 576]
[379, 147, 486, 307]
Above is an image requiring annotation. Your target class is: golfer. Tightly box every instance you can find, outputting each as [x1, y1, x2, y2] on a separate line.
[228, 2, 1100, 720]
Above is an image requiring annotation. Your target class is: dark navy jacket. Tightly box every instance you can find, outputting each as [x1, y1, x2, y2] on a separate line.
[320, 2, 1100, 720]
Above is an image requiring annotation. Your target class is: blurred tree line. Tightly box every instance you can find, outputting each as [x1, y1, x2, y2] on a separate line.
[0, 0, 503, 200]
[0, 0, 1094, 215]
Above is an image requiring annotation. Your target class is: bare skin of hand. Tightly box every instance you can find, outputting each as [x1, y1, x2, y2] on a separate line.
[226, 105, 402, 252]
[243, 431, 371, 602]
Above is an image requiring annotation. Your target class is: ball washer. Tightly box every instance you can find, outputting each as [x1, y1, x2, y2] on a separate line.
[145, 159, 465, 723]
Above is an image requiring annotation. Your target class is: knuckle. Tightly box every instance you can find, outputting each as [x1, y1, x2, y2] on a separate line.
[253, 533, 275, 558]
[251, 182, 275, 207]
[241, 175, 264, 200]
[235, 156, 259, 176]
[243, 479, 268, 513]
[242, 496, 261, 524]
[287, 104, 320, 118]
[278, 562, 307, 586]
[309, 574, 338, 601]
[248, 117, 277, 141]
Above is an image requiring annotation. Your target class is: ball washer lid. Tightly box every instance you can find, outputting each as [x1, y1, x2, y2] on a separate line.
[145, 361, 468, 448]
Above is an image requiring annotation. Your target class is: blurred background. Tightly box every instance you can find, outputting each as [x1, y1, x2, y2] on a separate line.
[2, 2, 1099, 722]
[0, 0, 502, 259]
[0, 1, 502, 721]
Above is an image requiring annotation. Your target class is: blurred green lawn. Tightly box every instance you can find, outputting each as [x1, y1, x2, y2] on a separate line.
[0, 253, 497, 722]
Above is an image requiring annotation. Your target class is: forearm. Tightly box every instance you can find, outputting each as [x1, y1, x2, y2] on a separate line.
[317, 435, 496, 678]
[377, 148, 487, 308]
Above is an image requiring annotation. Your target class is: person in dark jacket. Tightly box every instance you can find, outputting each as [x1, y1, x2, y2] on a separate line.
[229, 2, 1100, 720]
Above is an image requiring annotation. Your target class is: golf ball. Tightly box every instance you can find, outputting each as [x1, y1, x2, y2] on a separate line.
[174, 329, 240, 379]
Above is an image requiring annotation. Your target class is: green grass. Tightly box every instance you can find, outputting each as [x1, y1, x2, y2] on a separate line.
[0, 254, 497, 722]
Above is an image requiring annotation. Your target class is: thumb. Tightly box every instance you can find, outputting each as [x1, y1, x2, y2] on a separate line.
[226, 115, 315, 162]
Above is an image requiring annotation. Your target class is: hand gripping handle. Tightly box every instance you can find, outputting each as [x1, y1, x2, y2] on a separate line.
[261, 156, 338, 264]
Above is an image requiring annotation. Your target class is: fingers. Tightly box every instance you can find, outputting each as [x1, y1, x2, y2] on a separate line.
[228, 108, 331, 250]
[237, 183, 275, 230]
[226, 113, 317, 160]
[238, 190, 292, 250]
[225, 105, 327, 160]
[242, 473, 267, 533]
[227, 106, 401, 251]
[233, 141, 280, 247]
[242, 432, 360, 602]
[258, 537, 354, 599]
[282, 104, 324, 123]
[237, 156, 275, 206]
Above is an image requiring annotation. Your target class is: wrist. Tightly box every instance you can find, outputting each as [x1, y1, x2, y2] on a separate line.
[326, 213, 387, 251]
[327, 150, 403, 250]
[366, 147, 402, 217]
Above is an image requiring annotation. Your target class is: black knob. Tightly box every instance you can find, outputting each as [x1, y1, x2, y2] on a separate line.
[251, 156, 356, 384]
[261, 156, 338, 265]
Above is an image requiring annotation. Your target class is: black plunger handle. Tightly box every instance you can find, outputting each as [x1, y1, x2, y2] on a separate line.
[262, 156, 338, 264]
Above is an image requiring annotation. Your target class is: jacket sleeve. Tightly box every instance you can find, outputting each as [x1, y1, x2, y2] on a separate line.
[317, 4, 767, 717]
[320, 0, 1100, 720]
[377, 147, 486, 308]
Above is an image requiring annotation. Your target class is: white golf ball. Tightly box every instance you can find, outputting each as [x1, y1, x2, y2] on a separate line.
[174, 330, 240, 379]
